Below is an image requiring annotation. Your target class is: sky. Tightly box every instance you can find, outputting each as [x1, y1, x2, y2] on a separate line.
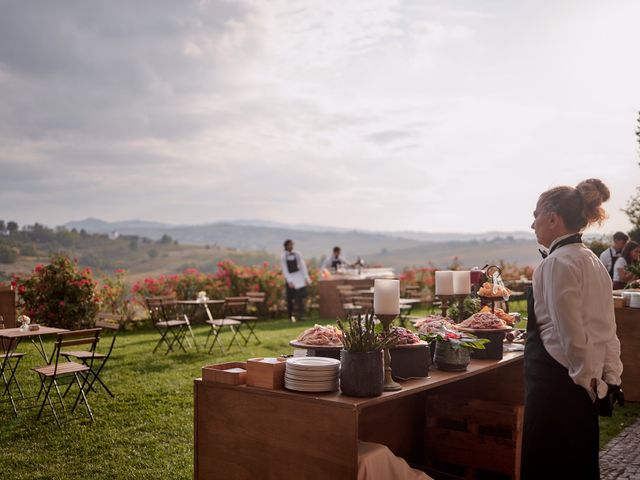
[1, 0, 639, 235]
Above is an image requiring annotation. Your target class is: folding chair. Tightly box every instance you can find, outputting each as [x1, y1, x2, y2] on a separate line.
[224, 296, 260, 346]
[32, 328, 101, 427]
[1, 335, 25, 416]
[146, 297, 188, 355]
[61, 313, 121, 398]
[161, 298, 198, 351]
[204, 300, 242, 354]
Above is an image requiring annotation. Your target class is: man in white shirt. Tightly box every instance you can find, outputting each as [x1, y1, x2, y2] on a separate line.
[599, 231, 629, 279]
[523, 179, 623, 480]
[280, 239, 311, 322]
[321, 246, 350, 272]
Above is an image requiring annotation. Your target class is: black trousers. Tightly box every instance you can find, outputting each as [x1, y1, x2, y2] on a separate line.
[522, 353, 600, 480]
[286, 285, 307, 321]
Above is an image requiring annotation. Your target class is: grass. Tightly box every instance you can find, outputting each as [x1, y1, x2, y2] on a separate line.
[1, 311, 637, 479]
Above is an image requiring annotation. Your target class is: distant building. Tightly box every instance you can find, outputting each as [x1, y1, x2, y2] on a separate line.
[109, 231, 120, 240]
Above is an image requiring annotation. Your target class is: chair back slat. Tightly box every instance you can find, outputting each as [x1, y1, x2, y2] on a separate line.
[224, 297, 249, 316]
[56, 328, 102, 348]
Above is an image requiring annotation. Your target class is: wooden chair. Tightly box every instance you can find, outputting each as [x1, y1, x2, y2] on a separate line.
[32, 328, 101, 427]
[160, 298, 198, 351]
[61, 313, 121, 398]
[353, 296, 374, 316]
[1, 334, 25, 416]
[224, 297, 260, 346]
[204, 301, 242, 354]
[246, 291, 268, 318]
[337, 286, 363, 318]
[146, 297, 188, 354]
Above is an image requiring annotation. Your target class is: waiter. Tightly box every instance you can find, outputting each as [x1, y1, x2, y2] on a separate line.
[321, 246, 350, 272]
[522, 178, 623, 479]
[599, 231, 629, 279]
[280, 239, 311, 322]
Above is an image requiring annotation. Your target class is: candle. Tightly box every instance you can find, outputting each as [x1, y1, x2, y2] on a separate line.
[452, 271, 471, 295]
[435, 271, 454, 296]
[374, 279, 400, 315]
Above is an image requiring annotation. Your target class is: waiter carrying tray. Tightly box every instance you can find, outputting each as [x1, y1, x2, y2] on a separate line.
[281, 239, 311, 322]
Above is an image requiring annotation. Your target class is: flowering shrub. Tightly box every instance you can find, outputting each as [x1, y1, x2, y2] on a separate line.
[497, 261, 534, 281]
[130, 261, 318, 314]
[100, 269, 137, 323]
[13, 254, 99, 329]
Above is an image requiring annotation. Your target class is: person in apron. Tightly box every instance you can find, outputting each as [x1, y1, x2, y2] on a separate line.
[599, 231, 628, 280]
[280, 239, 311, 322]
[321, 246, 350, 272]
[522, 179, 623, 480]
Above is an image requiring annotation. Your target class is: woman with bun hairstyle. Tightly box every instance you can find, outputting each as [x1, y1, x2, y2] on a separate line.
[522, 179, 623, 480]
[612, 240, 640, 289]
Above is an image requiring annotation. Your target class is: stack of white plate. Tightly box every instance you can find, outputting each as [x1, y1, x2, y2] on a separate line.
[629, 292, 640, 309]
[285, 357, 340, 392]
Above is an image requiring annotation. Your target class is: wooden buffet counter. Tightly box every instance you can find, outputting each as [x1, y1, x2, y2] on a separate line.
[0, 286, 16, 328]
[616, 306, 640, 402]
[194, 352, 524, 480]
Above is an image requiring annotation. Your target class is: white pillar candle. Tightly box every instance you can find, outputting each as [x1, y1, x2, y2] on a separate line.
[452, 270, 471, 295]
[435, 271, 454, 296]
[374, 279, 400, 315]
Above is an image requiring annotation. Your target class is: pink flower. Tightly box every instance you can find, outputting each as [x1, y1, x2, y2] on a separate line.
[59, 300, 65, 306]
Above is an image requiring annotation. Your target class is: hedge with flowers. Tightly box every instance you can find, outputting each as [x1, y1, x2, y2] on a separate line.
[131, 261, 320, 314]
[12, 254, 100, 329]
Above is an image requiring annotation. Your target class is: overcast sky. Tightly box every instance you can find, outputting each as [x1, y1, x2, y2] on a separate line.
[1, 0, 639, 234]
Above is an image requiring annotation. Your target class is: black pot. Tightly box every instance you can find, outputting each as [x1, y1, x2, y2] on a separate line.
[389, 344, 431, 380]
[469, 330, 506, 360]
[340, 349, 383, 397]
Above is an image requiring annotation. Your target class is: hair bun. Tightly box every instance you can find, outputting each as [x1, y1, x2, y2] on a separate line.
[576, 178, 609, 225]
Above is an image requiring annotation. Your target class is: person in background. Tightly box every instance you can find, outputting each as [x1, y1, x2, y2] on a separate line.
[321, 246, 350, 272]
[599, 231, 629, 279]
[523, 178, 623, 480]
[280, 239, 311, 322]
[612, 240, 640, 289]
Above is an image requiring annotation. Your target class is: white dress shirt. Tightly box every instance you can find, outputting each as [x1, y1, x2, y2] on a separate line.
[533, 234, 623, 401]
[280, 250, 311, 290]
[321, 254, 350, 270]
[599, 246, 619, 276]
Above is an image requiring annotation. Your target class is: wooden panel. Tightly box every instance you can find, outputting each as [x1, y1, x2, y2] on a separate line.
[616, 307, 640, 402]
[358, 392, 427, 465]
[195, 381, 358, 480]
[0, 286, 16, 328]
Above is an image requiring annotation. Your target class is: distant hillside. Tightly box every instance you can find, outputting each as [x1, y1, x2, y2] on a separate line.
[64, 218, 537, 260]
[365, 237, 542, 270]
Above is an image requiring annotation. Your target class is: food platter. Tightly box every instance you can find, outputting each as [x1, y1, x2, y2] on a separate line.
[457, 326, 513, 333]
[390, 340, 430, 349]
[289, 340, 343, 350]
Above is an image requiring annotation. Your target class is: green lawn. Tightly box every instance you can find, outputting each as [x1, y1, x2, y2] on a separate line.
[1, 312, 636, 479]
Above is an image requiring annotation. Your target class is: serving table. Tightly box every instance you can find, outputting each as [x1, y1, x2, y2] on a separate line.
[194, 352, 524, 479]
[615, 306, 640, 401]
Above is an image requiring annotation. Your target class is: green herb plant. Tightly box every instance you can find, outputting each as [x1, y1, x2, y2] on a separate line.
[337, 313, 399, 352]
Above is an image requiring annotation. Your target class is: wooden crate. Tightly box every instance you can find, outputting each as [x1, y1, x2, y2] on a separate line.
[202, 362, 247, 385]
[424, 395, 523, 480]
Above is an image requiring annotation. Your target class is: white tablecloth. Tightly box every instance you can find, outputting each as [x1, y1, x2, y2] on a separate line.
[358, 441, 432, 480]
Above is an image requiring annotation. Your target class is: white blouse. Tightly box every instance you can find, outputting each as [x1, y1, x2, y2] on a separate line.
[533, 235, 623, 401]
[612, 256, 628, 283]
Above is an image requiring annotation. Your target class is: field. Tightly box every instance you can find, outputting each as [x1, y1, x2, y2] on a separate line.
[1, 310, 637, 479]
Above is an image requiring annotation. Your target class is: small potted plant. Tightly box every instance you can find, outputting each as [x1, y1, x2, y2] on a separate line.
[337, 313, 399, 397]
[420, 325, 489, 371]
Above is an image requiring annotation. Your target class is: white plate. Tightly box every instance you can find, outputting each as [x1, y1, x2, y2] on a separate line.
[286, 365, 339, 375]
[286, 357, 341, 369]
[285, 374, 338, 382]
[285, 382, 339, 392]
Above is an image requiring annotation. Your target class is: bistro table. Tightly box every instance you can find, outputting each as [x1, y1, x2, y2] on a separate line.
[0, 326, 68, 364]
[176, 299, 225, 323]
[194, 352, 524, 479]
